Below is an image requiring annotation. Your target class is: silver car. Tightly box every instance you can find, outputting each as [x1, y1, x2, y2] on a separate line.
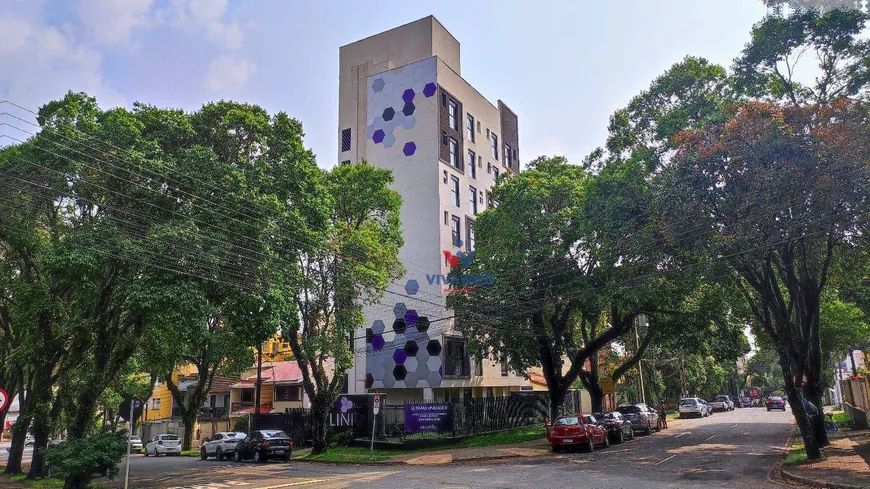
[127, 436, 143, 452]
[616, 403, 660, 435]
[200, 432, 246, 461]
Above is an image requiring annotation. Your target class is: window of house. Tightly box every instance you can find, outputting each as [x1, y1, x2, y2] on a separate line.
[474, 359, 483, 377]
[466, 114, 475, 142]
[491, 133, 499, 160]
[150, 398, 160, 410]
[444, 210, 448, 225]
[469, 186, 477, 215]
[341, 128, 351, 152]
[241, 389, 254, 403]
[275, 386, 301, 402]
[504, 143, 513, 168]
[445, 337, 470, 377]
[210, 395, 216, 407]
[448, 100, 458, 130]
[501, 359, 509, 377]
[340, 160, 350, 166]
[492, 167, 500, 181]
[467, 218, 475, 251]
[450, 175, 460, 207]
[451, 215, 461, 247]
[448, 137, 458, 168]
[467, 150, 476, 179]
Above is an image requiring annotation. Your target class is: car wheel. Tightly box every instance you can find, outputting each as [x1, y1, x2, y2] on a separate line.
[253, 449, 262, 463]
[602, 434, 610, 448]
[233, 450, 241, 462]
[587, 437, 594, 453]
[216, 447, 223, 461]
[629, 428, 635, 440]
[645, 422, 652, 435]
[618, 430, 624, 444]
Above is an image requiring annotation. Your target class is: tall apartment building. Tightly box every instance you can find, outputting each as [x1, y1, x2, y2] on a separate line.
[338, 16, 526, 403]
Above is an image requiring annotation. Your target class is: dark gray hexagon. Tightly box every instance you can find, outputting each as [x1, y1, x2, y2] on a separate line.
[393, 302, 407, 318]
[382, 107, 395, 121]
[371, 319, 385, 334]
[426, 339, 442, 356]
[372, 78, 385, 92]
[402, 102, 415, 116]
[393, 318, 407, 335]
[404, 341, 419, 356]
[416, 316, 430, 333]
[393, 364, 407, 381]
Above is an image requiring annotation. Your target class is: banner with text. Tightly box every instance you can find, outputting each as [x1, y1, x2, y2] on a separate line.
[404, 402, 453, 433]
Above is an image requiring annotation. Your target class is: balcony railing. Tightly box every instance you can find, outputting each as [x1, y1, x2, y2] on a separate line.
[200, 407, 228, 419]
[231, 402, 254, 413]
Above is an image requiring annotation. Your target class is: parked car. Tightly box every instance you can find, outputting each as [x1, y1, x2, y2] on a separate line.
[201, 432, 245, 460]
[233, 430, 293, 462]
[591, 411, 634, 443]
[679, 398, 709, 418]
[766, 396, 787, 411]
[546, 414, 609, 452]
[144, 434, 181, 456]
[700, 399, 714, 415]
[127, 436, 143, 452]
[711, 395, 735, 412]
[738, 396, 751, 408]
[616, 404, 660, 435]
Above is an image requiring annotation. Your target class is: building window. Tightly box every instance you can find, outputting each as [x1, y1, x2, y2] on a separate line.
[468, 150, 476, 178]
[340, 160, 350, 166]
[150, 398, 160, 410]
[474, 359, 483, 377]
[444, 210, 448, 225]
[492, 167, 500, 181]
[501, 359, 509, 377]
[486, 191, 493, 210]
[448, 137, 458, 168]
[448, 100, 458, 130]
[467, 218, 475, 251]
[341, 128, 351, 152]
[241, 389, 254, 403]
[275, 386, 301, 402]
[445, 337, 470, 378]
[504, 143, 512, 168]
[450, 175, 460, 207]
[466, 114, 475, 142]
[469, 186, 477, 215]
[491, 133, 499, 160]
[451, 215, 461, 247]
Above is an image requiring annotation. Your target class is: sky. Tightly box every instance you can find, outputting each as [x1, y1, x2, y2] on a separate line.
[0, 0, 770, 169]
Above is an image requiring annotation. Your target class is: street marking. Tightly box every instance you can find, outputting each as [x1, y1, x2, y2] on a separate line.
[257, 481, 326, 489]
[704, 435, 716, 442]
[655, 454, 677, 465]
[675, 432, 690, 438]
[731, 423, 738, 428]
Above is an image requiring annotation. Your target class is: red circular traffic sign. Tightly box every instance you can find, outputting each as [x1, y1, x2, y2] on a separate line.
[0, 388, 9, 412]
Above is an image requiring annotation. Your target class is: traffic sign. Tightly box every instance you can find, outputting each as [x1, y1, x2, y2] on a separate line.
[0, 388, 8, 412]
[695, 386, 702, 393]
[601, 377, 615, 395]
[119, 398, 144, 422]
[373, 393, 381, 415]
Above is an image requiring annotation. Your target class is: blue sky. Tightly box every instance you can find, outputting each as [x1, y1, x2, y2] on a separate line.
[0, 0, 769, 168]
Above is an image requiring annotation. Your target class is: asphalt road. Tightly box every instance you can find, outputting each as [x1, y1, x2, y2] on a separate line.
[98, 407, 795, 488]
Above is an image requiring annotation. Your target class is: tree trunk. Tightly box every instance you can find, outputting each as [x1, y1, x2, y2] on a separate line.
[26, 365, 55, 479]
[548, 384, 565, 422]
[310, 397, 330, 455]
[0, 409, 7, 443]
[805, 385, 829, 448]
[777, 354, 822, 461]
[182, 408, 199, 451]
[255, 345, 263, 426]
[26, 412, 51, 479]
[4, 416, 30, 475]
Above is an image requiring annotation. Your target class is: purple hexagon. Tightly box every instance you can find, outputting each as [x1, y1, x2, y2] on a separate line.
[403, 141, 416, 156]
[423, 83, 437, 97]
[393, 348, 407, 365]
[372, 129, 385, 144]
[402, 89, 415, 103]
[438, 366, 444, 378]
[371, 334, 385, 351]
[404, 309, 418, 328]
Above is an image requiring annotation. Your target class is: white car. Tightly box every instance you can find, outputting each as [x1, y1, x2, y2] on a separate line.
[711, 395, 735, 412]
[200, 432, 246, 460]
[144, 434, 181, 456]
[679, 397, 709, 418]
[127, 436, 143, 452]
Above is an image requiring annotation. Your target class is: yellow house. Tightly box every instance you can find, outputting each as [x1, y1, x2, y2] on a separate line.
[262, 337, 294, 362]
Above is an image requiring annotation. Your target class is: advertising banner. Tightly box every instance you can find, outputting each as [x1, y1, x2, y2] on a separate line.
[404, 402, 453, 433]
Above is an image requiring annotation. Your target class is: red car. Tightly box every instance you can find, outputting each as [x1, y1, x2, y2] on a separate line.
[766, 396, 787, 411]
[546, 414, 610, 452]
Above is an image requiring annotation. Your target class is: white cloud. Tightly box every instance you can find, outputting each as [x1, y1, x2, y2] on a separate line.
[0, 6, 125, 113]
[169, 0, 244, 50]
[76, 0, 156, 48]
[202, 56, 256, 92]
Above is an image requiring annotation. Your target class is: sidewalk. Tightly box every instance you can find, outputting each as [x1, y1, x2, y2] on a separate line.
[783, 430, 870, 489]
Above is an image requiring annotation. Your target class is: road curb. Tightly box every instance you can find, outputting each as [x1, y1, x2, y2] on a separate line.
[780, 467, 869, 489]
[293, 452, 535, 466]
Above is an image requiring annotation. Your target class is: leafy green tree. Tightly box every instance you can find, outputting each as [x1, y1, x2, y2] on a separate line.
[285, 162, 403, 454]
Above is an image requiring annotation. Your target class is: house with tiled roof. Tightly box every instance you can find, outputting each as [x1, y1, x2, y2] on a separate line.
[229, 360, 337, 417]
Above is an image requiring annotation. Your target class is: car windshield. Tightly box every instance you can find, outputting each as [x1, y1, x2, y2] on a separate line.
[680, 399, 697, 405]
[229, 433, 246, 439]
[770, 396, 783, 401]
[261, 430, 289, 439]
[715, 396, 728, 401]
[616, 406, 640, 414]
[554, 417, 580, 426]
[162, 435, 179, 440]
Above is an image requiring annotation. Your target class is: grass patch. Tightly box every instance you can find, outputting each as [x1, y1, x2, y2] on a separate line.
[294, 446, 404, 463]
[785, 441, 826, 466]
[180, 450, 200, 457]
[5, 474, 65, 488]
[831, 411, 850, 425]
[450, 425, 546, 449]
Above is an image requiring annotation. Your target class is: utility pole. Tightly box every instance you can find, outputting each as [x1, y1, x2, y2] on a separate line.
[679, 354, 687, 399]
[635, 318, 646, 405]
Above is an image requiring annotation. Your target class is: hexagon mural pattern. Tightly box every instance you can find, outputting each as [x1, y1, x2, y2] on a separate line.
[365, 57, 437, 157]
[365, 298, 443, 388]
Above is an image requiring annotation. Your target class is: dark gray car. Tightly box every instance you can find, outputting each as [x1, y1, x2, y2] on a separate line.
[591, 411, 635, 443]
[616, 403, 660, 435]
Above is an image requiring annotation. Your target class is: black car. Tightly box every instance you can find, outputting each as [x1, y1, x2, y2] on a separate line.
[590, 411, 634, 443]
[233, 430, 293, 463]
